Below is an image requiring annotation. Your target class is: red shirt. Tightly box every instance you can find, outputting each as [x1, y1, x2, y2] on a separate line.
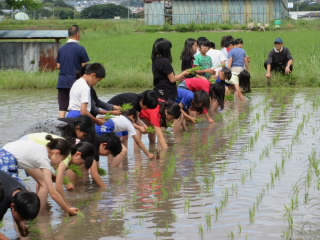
[139, 104, 161, 127]
[185, 78, 212, 94]
[185, 78, 211, 114]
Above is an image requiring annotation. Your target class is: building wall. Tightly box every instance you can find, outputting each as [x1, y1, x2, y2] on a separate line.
[0, 42, 60, 72]
[144, 0, 289, 25]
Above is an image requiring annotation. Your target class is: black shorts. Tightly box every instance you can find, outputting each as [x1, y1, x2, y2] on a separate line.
[58, 88, 70, 111]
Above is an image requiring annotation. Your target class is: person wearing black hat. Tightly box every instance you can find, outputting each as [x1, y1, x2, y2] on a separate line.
[264, 37, 293, 80]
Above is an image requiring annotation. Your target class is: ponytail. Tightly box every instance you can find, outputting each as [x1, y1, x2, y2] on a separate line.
[45, 135, 70, 156]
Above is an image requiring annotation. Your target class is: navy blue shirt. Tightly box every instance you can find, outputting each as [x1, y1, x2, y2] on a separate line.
[57, 42, 89, 88]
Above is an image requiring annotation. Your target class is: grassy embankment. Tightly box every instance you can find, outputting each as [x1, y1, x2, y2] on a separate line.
[0, 19, 319, 89]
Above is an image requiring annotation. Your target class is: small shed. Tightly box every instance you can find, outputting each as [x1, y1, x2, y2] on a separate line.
[0, 30, 68, 72]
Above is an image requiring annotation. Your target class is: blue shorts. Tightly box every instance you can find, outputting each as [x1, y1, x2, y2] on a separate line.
[67, 110, 81, 118]
[96, 120, 128, 137]
[0, 148, 21, 182]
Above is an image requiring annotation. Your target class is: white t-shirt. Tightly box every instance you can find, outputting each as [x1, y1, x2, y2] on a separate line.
[3, 140, 52, 170]
[112, 115, 136, 136]
[207, 49, 227, 69]
[221, 47, 229, 67]
[69, 77, 91, 111]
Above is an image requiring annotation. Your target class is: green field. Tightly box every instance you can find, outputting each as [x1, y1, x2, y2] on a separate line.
[0, 19, 319, 89]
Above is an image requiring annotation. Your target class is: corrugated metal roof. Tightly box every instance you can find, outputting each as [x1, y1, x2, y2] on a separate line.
[0, 30, 68, 40]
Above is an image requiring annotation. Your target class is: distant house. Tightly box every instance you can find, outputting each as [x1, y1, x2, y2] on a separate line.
[144, 0, 289, 25]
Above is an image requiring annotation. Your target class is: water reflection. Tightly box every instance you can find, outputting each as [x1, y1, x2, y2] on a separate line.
[1, 88, 320, 240]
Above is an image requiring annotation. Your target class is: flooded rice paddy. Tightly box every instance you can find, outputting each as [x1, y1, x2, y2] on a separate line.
[0, 88, 320, 240]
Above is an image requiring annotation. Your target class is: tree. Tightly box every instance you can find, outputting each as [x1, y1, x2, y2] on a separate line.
[80, 3, 128, 19]
[6, 0, 42, 10]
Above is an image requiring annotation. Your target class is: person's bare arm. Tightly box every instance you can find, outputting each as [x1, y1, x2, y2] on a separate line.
[55, 162, 69, 204]
[155, 127, 168, 149]
[167, 70, 190, 83]
[43, 169, 79, 216]
[89, 160, 107, 188]
[56, 63, 60, 69]
[80, 103, 105, 125]
[132, 135, 154, 159]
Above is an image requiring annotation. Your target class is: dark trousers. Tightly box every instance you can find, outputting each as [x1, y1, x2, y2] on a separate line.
[264, 61, 293, 74]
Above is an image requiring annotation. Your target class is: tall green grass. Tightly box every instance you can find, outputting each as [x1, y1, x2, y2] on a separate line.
[0, 19, 319, 89]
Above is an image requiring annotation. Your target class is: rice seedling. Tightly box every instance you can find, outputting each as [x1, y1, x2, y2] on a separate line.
[68, 164, 83, 178]
[104, 112, 115, 120]
[198, 224, 204, 239]
[184, 197, 191, 213]
[249, 204, 256, 223]
[139, 215, 145, 226]
[188, 66, 203, 75]
[63, 176, 73, 185]
[238, 224, 242, 233]
[0, 221, 4, 228]
[121, 103, 133, 112]
[205, 212, 212, 230]
[155, 227, 160, 237]
[77, 211, 85, 218]
[146, 126, 156, 133]
[98, 167, 108, 176]
[229, 231, 235, 239]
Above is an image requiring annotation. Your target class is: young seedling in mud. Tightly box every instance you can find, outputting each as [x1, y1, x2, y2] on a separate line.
[206, 212, 212, 230]
[238, 224, 242, 233]
[184, 198, 191, 213]
[229, 231, 235, 240]
[249, 204, 256, 223]
[198, 224, 204, 239]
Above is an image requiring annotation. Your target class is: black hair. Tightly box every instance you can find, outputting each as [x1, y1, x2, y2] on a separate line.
[141, 90, 158, 109]
[180, 38, 197, 60]
[220, 67, 232, 80]
[122, 108, 138, 123]
[238, 70, 251, 93]
[199, 39, 211, 48]
[224, 39, 235, 48]
[70, 141, 95, 169]
[210, 82, 225, 110]
[210, 41, 216, 49]
[196, 37, 208, 47]
[220, 35, 234, 48]
[68, 25, 80, 37]
[192, 90, 210, 114]
[75, 65, 87, 79]
[234, 38, 244, 45]
[85, 63, 106, 79]
[151, 38, 172, 63]
[45, 135, 70, 157]
[13, 191, 40, 220]
[58, 115, 95, 143]
[159, 101, 181, 128]
[97, 133, 122, 157]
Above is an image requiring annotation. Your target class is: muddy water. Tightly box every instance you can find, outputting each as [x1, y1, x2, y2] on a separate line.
[1, 88, 320, 240]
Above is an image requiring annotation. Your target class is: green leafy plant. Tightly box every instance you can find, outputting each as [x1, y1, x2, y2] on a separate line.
[105, 112, 115, 120]
[121, 103, 134, 112]
[146, 126, 156, 133]
[188, 66, 203, 75]
[98, 167, 108, 176]
[68, 164, 83, 177]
